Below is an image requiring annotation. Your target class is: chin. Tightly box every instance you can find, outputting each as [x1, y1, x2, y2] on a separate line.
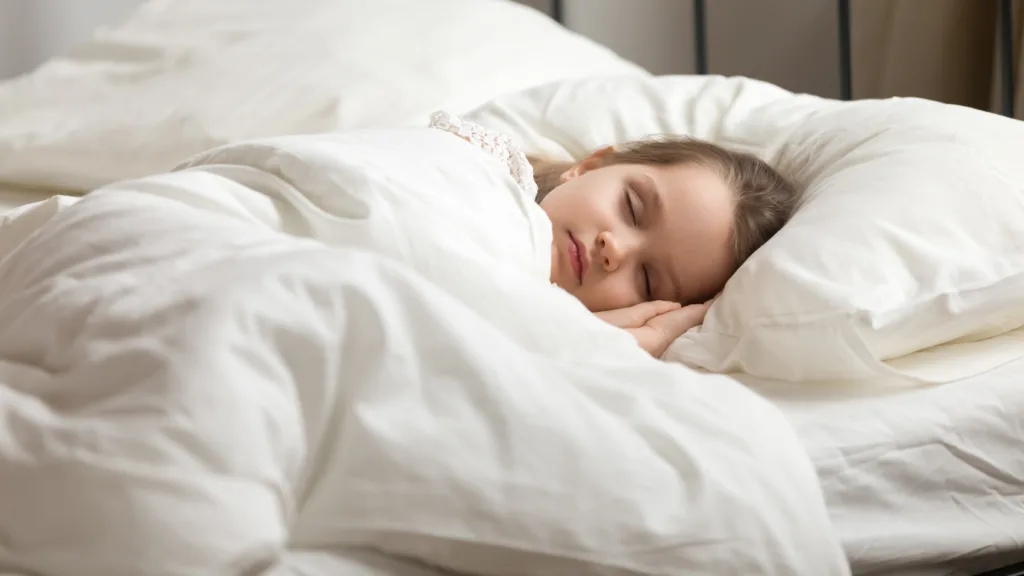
[554, 279, 580, 301]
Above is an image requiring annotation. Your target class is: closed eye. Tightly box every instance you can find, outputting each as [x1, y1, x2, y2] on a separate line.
[624, 188, 652, 299]
[641, 265, 652, 300]
[624, 187, 640, 225]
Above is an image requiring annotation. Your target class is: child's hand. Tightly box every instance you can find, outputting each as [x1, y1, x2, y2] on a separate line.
[594, 299, 713, 358]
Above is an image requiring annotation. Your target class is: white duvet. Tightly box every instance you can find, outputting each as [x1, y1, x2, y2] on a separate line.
[0, 129, 849, 575]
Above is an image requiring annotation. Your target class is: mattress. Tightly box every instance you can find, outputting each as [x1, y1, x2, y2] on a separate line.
[741, 339, 1024, 576]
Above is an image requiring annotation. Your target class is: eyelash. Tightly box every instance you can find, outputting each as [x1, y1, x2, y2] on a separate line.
[624, 187, 652, 300]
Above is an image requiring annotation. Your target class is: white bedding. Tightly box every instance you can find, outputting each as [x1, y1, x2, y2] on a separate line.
[266, 352, 1024, 576]
[0, 129, 848, 576]
[749, 352, 1024, 576]
[802, 360, 1024, 575]
[0, 187, 55, 216]
[1, 0, 1021, 574]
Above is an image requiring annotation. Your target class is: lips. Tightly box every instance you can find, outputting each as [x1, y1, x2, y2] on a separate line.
[567, 231, 587, 285]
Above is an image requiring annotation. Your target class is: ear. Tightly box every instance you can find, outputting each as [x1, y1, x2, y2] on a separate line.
[559, 145, 616, 182]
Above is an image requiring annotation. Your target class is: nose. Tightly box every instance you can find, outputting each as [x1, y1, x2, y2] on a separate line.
[597, 231, 625, 272]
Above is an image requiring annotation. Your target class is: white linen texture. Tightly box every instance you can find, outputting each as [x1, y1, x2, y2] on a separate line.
[0, 127, 848, 576]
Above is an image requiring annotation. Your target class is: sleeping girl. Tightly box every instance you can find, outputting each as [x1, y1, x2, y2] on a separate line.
[429, 111, 799, 358]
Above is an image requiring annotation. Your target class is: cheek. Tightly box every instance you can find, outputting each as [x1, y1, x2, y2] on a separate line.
[581, 272, 638, 312]
[540, 181, 626, 250]
[538, 186, 573, 223]
[544, 179, 611, 216]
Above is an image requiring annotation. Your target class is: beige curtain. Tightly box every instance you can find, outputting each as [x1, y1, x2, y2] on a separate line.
[852, 0, 1023, 118]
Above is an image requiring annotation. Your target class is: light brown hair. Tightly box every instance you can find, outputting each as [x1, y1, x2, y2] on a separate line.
[529, 137, 799, 277]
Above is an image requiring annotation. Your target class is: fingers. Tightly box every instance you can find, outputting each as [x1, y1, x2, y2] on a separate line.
[650, 304, 708, 335]
[593, 308, 630, 327]
[647, 300, 684, 316]
[624, 300, 680, 326]
[594, 300, 680, 329]
[643, 302, 711, 356]
[600, 297, 720, 358]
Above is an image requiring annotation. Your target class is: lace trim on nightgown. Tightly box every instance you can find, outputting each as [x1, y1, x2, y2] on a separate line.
[428, 110, 538, 199]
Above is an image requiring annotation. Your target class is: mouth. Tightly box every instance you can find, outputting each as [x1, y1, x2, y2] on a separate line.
[567, 231, 587, 285]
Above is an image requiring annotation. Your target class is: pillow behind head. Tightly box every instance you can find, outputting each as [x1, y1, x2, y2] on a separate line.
[467, 74, 1024, 384]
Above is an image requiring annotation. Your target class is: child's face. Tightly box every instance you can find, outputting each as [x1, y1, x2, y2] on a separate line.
[541, 150, 736, 312]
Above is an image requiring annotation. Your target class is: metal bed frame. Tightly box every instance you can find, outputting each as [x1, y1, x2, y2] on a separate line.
[546, 1, 1023, 574]
[551, 0, 1017, 116]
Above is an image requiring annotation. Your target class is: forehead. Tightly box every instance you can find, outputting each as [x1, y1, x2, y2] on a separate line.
[654, 162, 731, 204]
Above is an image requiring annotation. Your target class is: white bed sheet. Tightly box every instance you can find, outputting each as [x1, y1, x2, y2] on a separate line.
[0, 187, 58, 216]
[740, 339, 1024, 576]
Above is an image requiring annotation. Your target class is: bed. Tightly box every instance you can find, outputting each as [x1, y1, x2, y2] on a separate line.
[0, 1, 1021, 575]
[539, 3, 1024, 575]
[464, 69, 1024, 576]
[0, 187, 54, 216]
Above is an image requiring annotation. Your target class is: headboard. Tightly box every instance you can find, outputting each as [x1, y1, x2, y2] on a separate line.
[548, 0, 1016, 117]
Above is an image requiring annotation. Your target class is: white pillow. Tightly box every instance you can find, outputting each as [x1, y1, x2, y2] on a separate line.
[467, 74, 1024, 384]
[0, 0, 642, 192]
